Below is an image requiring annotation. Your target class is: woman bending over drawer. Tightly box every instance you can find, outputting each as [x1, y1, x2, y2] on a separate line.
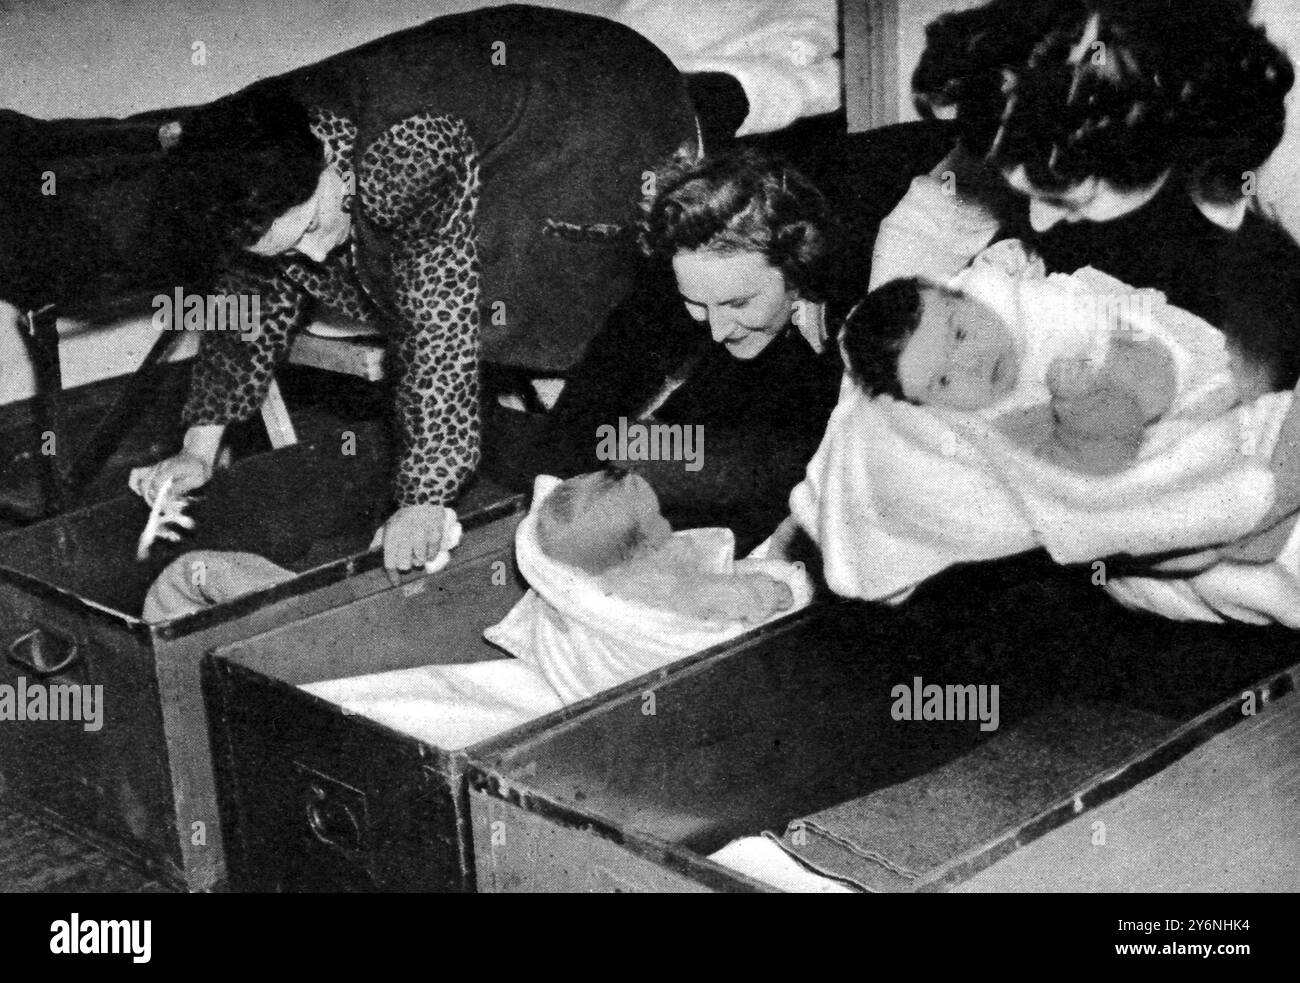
[127, 6, 697, 578]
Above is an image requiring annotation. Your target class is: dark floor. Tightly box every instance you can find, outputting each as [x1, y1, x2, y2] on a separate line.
[0, 803, 171, 892]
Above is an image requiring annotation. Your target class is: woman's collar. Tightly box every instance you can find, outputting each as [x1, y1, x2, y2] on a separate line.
[793, 300, 827, 354]
[1190, 192, 1249, 232]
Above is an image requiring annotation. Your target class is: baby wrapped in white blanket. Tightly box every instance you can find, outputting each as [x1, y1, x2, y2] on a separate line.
[790, 371, 1293, 615]
[304, 471, 812, 747]
[793, 273, 1300, 625]
[787, 165, 1300, 627]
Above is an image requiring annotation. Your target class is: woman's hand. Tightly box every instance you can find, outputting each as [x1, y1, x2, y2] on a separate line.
[128, 423, 225, 504]
[128, 451, 213, 505]
[370, 503, 447, 583]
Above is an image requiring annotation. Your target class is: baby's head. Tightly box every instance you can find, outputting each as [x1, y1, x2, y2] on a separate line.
[534, 468, 674, 574]
[841, 277, 1021, 410]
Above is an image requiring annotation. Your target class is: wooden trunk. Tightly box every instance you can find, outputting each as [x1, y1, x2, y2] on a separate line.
[0, 436, 518, 890]
[203, 508, 543, 892]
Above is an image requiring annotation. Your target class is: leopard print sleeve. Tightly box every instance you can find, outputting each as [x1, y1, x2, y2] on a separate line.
[182, 265, 312, 426]
[358, 114, 482, 507]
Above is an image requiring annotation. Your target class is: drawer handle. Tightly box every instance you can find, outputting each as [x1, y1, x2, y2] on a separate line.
[305, 782, 363, 854]
[7, 628, 81, 677]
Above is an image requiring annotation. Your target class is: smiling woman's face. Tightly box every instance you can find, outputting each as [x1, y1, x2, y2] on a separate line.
[672, 249, 797, 360]
[246, 164, 352, 263]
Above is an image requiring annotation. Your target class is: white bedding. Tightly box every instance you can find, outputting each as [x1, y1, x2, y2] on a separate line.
[790, 377, 1300, 627]
[616, 0, 841, 135]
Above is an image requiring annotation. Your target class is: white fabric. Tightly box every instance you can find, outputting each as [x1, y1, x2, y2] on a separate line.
[485, 474, 815, 705]
[304, 315, 382, 338]
[870, 175, 1004, 292]
[790, 376, 1281, 607]
[1102, 396, 1300, 627]
[949, 240, 1238, 436]
[708, 835, 858, 893]
[301, 660, 563, 749]
[616, 0, 841, 135]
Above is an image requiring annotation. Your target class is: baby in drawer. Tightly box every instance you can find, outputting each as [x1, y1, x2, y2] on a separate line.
[148, 471, 810, 746]
[302, 470, 811, 744]
[486, 470, 812, 706]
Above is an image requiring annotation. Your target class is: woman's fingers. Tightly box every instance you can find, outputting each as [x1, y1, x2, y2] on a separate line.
[128, 465, 151, 500]
[376, 504, 447, 583]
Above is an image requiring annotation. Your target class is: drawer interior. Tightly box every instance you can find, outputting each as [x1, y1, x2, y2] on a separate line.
[0, 441, 391, 619]
[215, 511, 527, 687]
[0, 440, 515, 623]
[474, 583, 1300, 861]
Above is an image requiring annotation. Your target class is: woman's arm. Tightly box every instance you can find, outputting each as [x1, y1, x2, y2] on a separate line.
[129, 264, 309, 502]
[183, 265, 312, 430]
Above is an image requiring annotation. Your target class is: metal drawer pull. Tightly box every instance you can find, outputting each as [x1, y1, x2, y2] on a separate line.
[305, 782, 363, 853]
[7, 628, 81, 677]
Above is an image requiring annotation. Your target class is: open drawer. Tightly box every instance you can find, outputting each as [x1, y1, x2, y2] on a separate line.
[463, 592, 1300, 892]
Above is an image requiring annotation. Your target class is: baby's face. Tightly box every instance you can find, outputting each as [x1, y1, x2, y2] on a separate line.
[897, 285, 1020, 410]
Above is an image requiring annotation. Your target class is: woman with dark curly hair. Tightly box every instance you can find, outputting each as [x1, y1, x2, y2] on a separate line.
[486, 148, 845, 550]
[125, 6, 697, 577]
[803, 0, 1300, 654]
[876, 0, 1300, 397]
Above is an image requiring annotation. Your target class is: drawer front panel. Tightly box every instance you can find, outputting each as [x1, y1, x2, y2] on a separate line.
[209, 660, 469, 892]
[0, 581, 177, 871]
[470, 790, 716, 894]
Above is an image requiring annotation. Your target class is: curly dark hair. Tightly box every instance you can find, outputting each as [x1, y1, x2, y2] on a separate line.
[159, 82, 325, 265]
[640, 148, 835, 299]
[839, 278, 924, 401]
[913, 0, 1293, 201]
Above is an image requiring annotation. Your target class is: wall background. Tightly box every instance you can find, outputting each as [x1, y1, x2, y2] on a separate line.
[0, 0, 614, 118]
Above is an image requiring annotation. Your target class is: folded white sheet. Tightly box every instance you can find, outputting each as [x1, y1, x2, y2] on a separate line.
[708, 834, 858, 893]
[301, 660, 563, 749]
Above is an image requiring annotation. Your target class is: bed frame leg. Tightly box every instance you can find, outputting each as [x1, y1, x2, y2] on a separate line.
[260, 378, 299, 449]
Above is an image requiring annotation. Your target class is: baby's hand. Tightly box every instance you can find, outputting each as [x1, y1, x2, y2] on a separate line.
[1046, 356, 1099, 401]
[689, 573, 794, 625]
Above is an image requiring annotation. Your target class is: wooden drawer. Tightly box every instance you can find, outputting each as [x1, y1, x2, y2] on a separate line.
[0, 435, 521, 890]
[204, 508, 544, 892]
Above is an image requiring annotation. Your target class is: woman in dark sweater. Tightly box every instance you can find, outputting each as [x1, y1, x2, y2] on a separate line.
[486, 149, 845, 552]
[909, 0, 1300, 393]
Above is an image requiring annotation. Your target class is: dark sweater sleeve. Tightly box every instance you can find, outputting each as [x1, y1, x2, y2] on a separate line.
[483, 272, 702, 487]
